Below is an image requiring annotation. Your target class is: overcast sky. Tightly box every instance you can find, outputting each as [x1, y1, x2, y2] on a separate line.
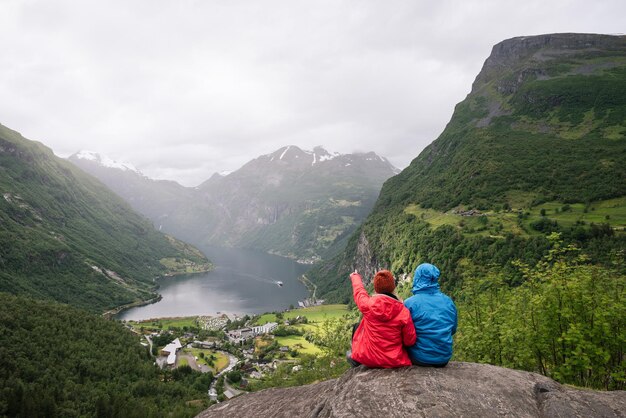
[0, 1, 624, 186]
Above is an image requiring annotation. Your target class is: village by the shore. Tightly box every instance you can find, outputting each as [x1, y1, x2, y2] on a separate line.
[125, 299, 340, 403]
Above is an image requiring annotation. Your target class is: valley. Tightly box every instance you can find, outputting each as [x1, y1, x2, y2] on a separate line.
[116, 245, 310, 321]
[69, 145, 398, 263]
[123, 304, 351, 401]
[0, 124, 213, 312]
[0, 31, 624, 418]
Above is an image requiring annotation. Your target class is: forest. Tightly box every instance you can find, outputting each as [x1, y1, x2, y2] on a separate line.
[0, 293, 212, 418]
[452, 235, 625, 390]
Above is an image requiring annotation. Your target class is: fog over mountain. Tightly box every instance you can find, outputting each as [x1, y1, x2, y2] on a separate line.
[69, 145, 398, 262]
[1, 1, 624, 186]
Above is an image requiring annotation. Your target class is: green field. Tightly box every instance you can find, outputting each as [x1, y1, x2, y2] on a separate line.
[404, 204, 524, 237]
[253, 304, 349, 326]
[275, 336, 321, 355]
[128, 316, 199, 332]
[159, 257, 213, 275]
[253, 304, 349, 356]
[528, 197, 626, 228]
[185, 348, 229, 373]
[253, 313, 278, 325]
[404, 196, 626, 238]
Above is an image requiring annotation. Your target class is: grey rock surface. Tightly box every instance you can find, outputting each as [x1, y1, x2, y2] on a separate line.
[196, 362, 626, 418]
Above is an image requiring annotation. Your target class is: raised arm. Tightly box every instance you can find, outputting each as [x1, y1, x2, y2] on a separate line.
[350, 272, 371, 314]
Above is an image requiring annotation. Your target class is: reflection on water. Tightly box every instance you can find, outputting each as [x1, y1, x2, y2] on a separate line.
[117, 246, 309, 321]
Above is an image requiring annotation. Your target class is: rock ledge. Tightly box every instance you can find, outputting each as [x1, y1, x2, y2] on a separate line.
[196, 362, 625, 418]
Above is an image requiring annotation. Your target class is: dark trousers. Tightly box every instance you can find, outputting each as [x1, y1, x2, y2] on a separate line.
[346, 319, 363, 367]
[346, 350, 361, 367]
[411, 359, 448, 368]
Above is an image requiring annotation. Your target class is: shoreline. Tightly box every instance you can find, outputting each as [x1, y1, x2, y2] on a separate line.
[103, 294, 163, 319]
[120, 303, 348, 324]
[111, 247, 312, 321]
[105, 267, 214, 320]
[123, 311, 246, 323]
[160, 265, 214, 278]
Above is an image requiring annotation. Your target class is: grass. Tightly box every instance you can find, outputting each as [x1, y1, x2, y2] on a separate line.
[404, 204, 521, 237]
[254, 337, 273, 353]
[604, 125, 626, 140]
[254, 313, 278, 325]
[528, 197, 626, 229]
[274, 336, 321, 355]
[253, 304, 349, 356]
[505, 191, 538, 209]
[291, 323, 319, 333]
[252, 304, 349, 326]
[213, 352, 230, 373]
[159, 257, 212, 275]
[404, 205, 460, 228]
[129, 316, 199, 332]
[404, 196, 626, 238]
[287, 304, 349, 322]
[185, 348, 230, 373]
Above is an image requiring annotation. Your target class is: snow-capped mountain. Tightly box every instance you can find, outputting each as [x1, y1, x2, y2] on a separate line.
[68, 151, 193, 236]
[258, 145, 398, 171]
[69, 145, 399, 262]
[72, 150, 143, 174]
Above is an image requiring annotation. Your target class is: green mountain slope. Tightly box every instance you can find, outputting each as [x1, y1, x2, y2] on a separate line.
[0, 124, 210, 312]
[70, 146, 398, 263]
[379, 33, 626, 212]
[310, 33, 626, 302]
[201, 146, 395, 262]
[0, 293, 211, 417]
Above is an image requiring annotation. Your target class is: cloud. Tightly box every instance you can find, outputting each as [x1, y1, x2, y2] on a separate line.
[0, 0, 624, 186]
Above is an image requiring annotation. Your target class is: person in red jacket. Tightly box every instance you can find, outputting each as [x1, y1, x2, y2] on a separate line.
[347, 270, 416, 368]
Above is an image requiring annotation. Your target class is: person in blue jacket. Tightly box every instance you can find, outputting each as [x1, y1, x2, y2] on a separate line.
[404, 263, 457, 367]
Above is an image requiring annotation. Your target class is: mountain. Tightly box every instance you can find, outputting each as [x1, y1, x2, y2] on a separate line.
[309, 33, 626, 301]
[195, 145, 399, 262]
[378, 33, 626, 212]
[68, 151, 198, 239]
[0, 293, 211, 417]
[196, 363, 626, 418]
[0, 123, 211, 312]
[70, 145, 399, 263]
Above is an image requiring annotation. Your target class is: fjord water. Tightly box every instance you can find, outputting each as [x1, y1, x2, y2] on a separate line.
[117, 246, 309, 320]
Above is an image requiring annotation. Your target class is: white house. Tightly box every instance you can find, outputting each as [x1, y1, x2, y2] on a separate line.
[161, 338, 183, 366]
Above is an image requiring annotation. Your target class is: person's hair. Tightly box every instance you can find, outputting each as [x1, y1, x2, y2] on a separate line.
[373, 270, 395, 294]
[375, 270, 393, 283]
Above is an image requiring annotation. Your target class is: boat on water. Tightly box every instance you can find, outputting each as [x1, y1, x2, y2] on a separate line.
[276, 281, 284, 287]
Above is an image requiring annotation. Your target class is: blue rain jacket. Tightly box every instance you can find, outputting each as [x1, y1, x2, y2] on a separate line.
[404, 263, 457, 365]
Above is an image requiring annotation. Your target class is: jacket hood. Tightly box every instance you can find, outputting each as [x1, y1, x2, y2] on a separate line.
[412, 263, 440, 294]
[370, 294, 405, 322]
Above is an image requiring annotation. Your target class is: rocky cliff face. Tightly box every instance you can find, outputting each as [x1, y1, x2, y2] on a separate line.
[473, 33, 625, 92]
[351, 230, 384, 286]
[197, 362, 626, 418]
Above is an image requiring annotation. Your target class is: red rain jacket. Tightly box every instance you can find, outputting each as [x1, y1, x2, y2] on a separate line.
[350, 273, 416, 368]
